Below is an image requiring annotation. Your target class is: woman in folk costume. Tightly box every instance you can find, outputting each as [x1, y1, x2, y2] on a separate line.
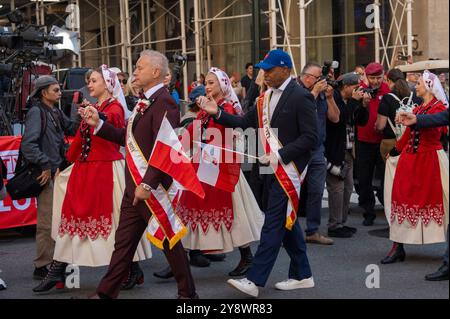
[382, 70, 449, 264]
[33, 65, 152, 293]
[179, 67, 264, 276]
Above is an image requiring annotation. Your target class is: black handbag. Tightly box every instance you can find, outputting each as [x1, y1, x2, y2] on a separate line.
[6, 103, 48, 200]
[6, 153, 45, 200]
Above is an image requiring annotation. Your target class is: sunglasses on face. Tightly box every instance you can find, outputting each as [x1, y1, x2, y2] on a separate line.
[119, 79, 128, 85]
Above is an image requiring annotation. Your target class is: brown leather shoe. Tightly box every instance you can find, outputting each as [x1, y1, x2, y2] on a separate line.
[306, 233, 334, 245]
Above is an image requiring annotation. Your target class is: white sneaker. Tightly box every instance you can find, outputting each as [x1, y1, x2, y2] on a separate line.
[227, 278, 259, 298]
[275, 277, 315, 290]
[0, 278, 7, 290]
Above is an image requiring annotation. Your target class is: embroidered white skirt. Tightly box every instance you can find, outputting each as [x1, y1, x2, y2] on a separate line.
[51, 160, 152, 267]
[181, 171, 264, 253]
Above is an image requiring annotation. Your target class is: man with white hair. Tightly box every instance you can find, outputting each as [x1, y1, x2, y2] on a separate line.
[82, 50, 198, 299]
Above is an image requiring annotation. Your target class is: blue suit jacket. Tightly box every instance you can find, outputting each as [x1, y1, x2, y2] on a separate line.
[416, 109, 449, 129]
[215, 79, 318, 173]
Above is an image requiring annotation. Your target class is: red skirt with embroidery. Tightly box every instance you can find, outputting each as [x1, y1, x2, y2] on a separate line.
[59, 160, 114, 240]
[177, 182, 233, 234]
[391, 151, 444, 227]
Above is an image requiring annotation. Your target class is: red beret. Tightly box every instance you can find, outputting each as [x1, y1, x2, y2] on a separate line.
[365, 62, 384, 76]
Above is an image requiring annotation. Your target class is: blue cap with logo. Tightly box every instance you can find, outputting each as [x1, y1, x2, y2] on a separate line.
[255, 50, 293, 70]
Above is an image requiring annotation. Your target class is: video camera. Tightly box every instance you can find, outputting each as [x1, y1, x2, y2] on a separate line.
[0, 10, 63, 74]
[321, 60, 340, 89]
[360, 87, 379, 98]
[168, 52, 187, 94]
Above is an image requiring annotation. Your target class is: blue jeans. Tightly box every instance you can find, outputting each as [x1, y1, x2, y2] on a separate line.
[303, 147, 327, 236]
[247, 175, 312, 287]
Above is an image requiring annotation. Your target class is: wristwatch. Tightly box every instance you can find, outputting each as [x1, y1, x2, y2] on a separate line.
[140, 183, 152, 191]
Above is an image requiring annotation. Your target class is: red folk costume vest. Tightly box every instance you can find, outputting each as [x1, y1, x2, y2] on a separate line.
[59, 99, 124, 240]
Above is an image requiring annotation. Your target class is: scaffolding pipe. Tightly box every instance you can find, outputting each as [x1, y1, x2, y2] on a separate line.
[194, 0, 201, 82]
[204, 0, 212, 70]
[277, 0, 297, 77]
[299, 0, 307, 70]
[125, 0, 133, 73]
[269, 0, 277, 50]
[10, 0, 15, 30]
[180, 0, 188, 100]
[406, 0, 413, 58]
[374, 0, 381, 63]
[120, 0, 127, 72]
[146, 0, 152, 49]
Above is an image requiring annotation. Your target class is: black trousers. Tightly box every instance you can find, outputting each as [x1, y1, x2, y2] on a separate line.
[355, 141, 385, 219]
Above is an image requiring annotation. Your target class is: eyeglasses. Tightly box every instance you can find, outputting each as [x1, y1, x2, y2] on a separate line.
[303, 73, 321, 81]
[120, 79, 128, 84]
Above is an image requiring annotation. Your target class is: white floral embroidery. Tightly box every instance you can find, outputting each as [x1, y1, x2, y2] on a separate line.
[58, 215, 113, 241]
[177, 204, 233, 235]
[391, 201, 444, 227]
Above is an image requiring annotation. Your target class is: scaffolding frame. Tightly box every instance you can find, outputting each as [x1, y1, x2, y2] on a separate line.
[11, 0, 415, 98]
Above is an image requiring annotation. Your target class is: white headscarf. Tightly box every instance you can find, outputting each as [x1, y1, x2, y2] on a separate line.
[422, 70, 449, 108]
[208, 67, 243, 115]
[101, 64, 131, 120]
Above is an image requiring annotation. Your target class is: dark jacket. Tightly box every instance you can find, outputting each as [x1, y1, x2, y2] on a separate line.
[325, 91, 367, 166]
[416, 109, 449, 129]
[97, 86, 179, 199]
[21, 100, 76, 174]
[215, 79, 318, 173]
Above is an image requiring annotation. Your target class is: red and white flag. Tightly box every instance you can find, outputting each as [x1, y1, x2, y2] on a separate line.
[149, 116, 205, 199]
[195, 142, 240, 193]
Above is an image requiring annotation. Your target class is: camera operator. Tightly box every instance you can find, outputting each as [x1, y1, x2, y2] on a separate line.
[70, 69, 97, 129]
[21, 75, 76, 280]
[325, 73, 370, 238]
[164, 69, 180, 107]
[298, 62, 340, 245]
[356, 62, 391, 226]
[375, 69, 412, 160]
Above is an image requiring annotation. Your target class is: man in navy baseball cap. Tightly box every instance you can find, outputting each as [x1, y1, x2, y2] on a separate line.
[256, 49, 293, 70]
[255, 50, 293, 89]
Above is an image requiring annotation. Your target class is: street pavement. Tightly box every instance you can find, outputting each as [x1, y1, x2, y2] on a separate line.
[0, 192, 448, 299]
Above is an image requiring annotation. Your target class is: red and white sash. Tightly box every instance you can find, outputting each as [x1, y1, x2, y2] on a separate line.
[257, 92, 308, 230]
[125, 110, 187, 250]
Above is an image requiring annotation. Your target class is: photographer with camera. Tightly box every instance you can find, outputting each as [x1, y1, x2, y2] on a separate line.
[18, 75, 76, 280]
[325, 73, 370, 238]
[375, 69, 412, 160]
[355, 62, 391, 226]
[298, 62, 340, 245]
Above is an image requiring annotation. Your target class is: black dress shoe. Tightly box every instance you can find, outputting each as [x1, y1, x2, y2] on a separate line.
[328, 227, 353, 238]
[425, 263, 449, 281]
[33, 266, 49, 280]
[153, 266, 174, 279]
[205, 253, 226, 262]
[189, 250, 211, 268]
[381, 243, 406, 264]
[229, 247, 253, 277]
[343, 226, 357, 234]
[121, 262, 144, 290]
[363, 216, 375, 226]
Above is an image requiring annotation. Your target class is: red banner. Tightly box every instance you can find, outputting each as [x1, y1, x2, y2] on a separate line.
[0, 136, 37, 230]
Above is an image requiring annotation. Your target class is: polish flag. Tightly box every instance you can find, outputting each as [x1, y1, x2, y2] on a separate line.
[149, 116, 205, 199]
[196, 143, 240, 193]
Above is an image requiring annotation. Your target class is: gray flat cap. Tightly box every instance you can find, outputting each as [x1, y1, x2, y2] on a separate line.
[29, 75, 59, 98]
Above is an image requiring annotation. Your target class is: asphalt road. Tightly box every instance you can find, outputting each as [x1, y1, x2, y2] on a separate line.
[0, 202, 448, 300]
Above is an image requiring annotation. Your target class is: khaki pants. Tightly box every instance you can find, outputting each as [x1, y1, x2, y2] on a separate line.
[380, 139, 397, 163]
[34, 180, 55, 269]
[327, 151, 354, 229]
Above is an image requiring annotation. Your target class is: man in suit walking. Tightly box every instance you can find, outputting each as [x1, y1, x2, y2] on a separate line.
[199, 50, 318, 297]
[81, 50, 197, 299]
